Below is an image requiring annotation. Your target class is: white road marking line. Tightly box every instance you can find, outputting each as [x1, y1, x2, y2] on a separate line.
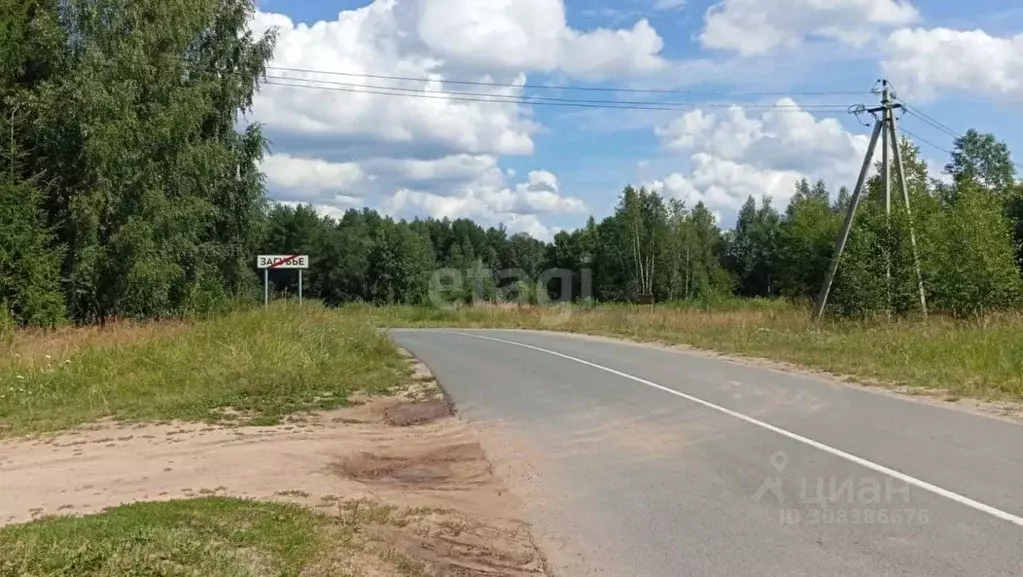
[449, 331, 1023, 529]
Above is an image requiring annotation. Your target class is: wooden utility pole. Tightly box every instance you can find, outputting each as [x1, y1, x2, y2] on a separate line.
[812, 80, 928, 320]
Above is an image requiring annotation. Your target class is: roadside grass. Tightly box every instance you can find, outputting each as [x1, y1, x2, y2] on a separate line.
[0, 302, 407, 436]
[357, 302, 1023, 401]
[0, 498, 425, 577]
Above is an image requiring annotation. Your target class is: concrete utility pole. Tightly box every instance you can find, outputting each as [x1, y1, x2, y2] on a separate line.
[812, 80, 928, 321]
[881, 82, 892, 316]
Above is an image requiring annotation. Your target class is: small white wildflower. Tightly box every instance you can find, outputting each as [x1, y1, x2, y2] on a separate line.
[15, 375, 24, 380]
[45, 355, 52, 360]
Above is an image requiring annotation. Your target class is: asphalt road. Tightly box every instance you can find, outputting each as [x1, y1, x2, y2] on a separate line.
[388, 329, 1023, 577]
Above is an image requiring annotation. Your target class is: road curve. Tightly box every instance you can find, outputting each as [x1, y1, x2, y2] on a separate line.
[388, 329, 1023, 577]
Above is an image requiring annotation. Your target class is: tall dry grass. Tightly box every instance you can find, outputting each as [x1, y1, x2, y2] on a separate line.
[0, 302, 407, 435]
[358, 302, 1023, 400]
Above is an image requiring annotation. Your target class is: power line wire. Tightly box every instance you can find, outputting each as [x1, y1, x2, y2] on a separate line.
[262, 78, 855, 113]
[887, 82, 1021, 173]
[898, 105, 1023, 173]
[263, 71, 1023, 174]
[265, 65, 872, 97]
[264, 74, 855, 110]
[883, 82, 959, 139]
[901, 105, 961, 140]
[897, 126, 952, 156]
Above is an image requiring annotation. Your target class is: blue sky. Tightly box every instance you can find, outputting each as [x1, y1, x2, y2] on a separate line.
[250, 0, 1023, 239]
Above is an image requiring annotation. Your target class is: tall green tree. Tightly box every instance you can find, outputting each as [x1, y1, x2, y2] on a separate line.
[0, 1, 67, 325]
[945, 129, 1017, 194]
[8, 0, 275, 321]
[505, 232, 547, 280]
[682, 202, 731, 299]
[0, 179, 65, 326]
[942, 129, 1022, 272]
[928, 179, 1022, 315]
[367, 219, 436, 305]
[725, 195, 781, 297]
[776, 181, 839, 302]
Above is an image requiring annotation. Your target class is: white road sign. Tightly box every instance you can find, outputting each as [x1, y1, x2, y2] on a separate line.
[257, 254, 309, 269]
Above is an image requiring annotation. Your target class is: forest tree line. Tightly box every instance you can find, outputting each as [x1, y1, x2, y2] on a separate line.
[262, 130, 1023, 319]
[2, 0, 1022, 327]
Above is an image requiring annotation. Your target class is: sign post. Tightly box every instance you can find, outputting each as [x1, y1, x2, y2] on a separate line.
[257, 254, 309, 307]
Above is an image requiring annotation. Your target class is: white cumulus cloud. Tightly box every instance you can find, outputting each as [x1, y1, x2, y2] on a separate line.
[656, 99, 868, 179]
[263, 152, 584, 240]
[385, 167, 583, 240]
[652, 0, 687, 9]
[700, 0, 919, 55]
[250, 4, 537, 157]
[414, 0, 666, 78]
[649, 99, 870, 218]
[647, 154, 805, 213]
[385, 167, 585, 219]
[249, 0, 671, 237]
[262, 155, 364, 195]
[882, 27, 1023, 102]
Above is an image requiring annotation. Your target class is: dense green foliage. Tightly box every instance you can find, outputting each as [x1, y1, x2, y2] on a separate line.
[2, 0, 275, 325]
[260, 188, 735, 309]
[2, 2, 1021, 325]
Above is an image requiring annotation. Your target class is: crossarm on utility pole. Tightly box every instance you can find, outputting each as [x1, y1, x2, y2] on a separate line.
[813, 119, 884, 320]
[888, 113, 929, 318]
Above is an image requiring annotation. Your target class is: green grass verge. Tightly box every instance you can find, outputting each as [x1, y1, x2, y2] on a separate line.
[0, 498, 428, 577]
[0, 499, 328, 577]
[356, 302, 1023, 401]
[0, 302, 407, 435]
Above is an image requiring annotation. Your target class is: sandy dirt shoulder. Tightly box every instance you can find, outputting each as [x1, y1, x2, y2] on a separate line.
[0, 352, 551, 576]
